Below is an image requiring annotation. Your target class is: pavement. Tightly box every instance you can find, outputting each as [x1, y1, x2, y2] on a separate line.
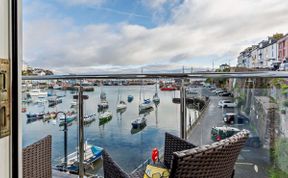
[187, 88, 270, 178]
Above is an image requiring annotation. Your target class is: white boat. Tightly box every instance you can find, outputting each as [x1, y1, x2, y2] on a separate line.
[99, 111, 112, 120]
[131, 116, 147, 129]
[29, 89, 48, 97]
[139, 99, 153, 111]
[58, 143, 103, 173]
[98, 100, 109, 109]
[117, 101, 127, 110]
[84, 114, 96, 124]
[53, 84, 62, 90]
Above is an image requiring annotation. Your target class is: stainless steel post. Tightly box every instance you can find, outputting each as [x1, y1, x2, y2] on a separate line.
[180, 80, 186, 139]
[78, 86, 84, 178]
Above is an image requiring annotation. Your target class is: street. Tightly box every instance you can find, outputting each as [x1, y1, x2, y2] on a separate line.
[187, 88, 270, 178]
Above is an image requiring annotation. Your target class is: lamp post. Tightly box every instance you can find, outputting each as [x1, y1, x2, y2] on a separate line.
[56, 111, 68, 169]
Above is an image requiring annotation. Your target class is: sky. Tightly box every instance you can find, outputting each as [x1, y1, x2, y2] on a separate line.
[23, 0, 288, 74]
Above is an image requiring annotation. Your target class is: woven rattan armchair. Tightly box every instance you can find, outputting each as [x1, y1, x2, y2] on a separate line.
[169, 130, 249, 178]
[23, 135, 52, 178]
[102, 132, 195, 178]
[102, 130, 249, 178]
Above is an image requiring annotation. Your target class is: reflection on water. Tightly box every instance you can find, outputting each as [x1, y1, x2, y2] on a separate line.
[22, 85, 185, 175]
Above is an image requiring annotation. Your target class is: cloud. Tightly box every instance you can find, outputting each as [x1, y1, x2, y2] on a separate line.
[23, 0, 288, 74]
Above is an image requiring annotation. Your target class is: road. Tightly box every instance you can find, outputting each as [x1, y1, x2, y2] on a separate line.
[187, 88, 270, 178]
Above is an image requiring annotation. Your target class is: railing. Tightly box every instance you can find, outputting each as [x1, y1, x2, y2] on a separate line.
[21, 71, 288, 178]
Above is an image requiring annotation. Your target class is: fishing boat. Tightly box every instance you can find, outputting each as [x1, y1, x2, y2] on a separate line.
[57, 143, 103, 173]
[99, 111, 112, 125]
[139, 99, 153, 111]
[127, 95, 134, 103]
[160, 85, 176, 91]
[84, 114, 96, 125]
[29, 89, 48, 97]
[131, 116, 147, 129]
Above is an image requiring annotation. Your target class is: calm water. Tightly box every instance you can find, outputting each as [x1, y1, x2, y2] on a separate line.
[22, 85, 195, 175]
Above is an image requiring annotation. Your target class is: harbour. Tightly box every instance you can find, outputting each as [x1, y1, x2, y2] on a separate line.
[22, 84, 199, 176]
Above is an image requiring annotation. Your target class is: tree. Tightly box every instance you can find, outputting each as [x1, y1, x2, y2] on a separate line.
[272, 33, 284, 40]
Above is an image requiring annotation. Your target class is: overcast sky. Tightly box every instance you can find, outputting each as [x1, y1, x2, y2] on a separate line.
[23, 0, 288, 74]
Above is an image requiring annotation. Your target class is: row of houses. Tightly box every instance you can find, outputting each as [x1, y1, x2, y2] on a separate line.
[237, 34, 288, 68]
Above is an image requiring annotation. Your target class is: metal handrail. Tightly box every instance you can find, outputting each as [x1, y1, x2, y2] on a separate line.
[22, 71, 288, 80]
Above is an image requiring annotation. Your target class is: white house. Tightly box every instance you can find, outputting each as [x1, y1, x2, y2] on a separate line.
[257, 38, 278, 68]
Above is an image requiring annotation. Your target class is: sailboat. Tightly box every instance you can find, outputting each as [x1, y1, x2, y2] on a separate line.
[131, 115, 147, 129]
[99, 111, 113, 126]
[98, 82, 109, 110]
[116, 87, 127, 111]
[138, 69, 153, 112]
[153, 81, 160, 104]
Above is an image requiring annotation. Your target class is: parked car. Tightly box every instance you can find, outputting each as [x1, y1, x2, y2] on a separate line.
[213, 89, 225, 95]
[223, 113, 249, 125]
[245, 132, 261, 148]
[218, 100, 237, 108]
[211, 126, 240, 141]
[219, 92, 233, 97]
[278, 59, 288, 71]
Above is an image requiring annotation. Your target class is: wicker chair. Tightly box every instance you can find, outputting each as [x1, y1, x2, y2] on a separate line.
[23, 135, 52, 178]
[102, 130, 249, 178]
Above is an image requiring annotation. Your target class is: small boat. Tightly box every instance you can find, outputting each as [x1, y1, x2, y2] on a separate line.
[26, 112, 45, 119]
[57, 143, 103, 173]
[131, 116, 147, 129]
[100, 92, 107, 101]
[139, 107, 154, 115]
[127, 95, 134, 103]
[98, 100, 109, 110]
[99, 111, 112, 125]
[84, 114, 96, 125]
[59, 114, 77, 126]
[53, 84, 62, 90]
[48, 98, 63, 107]
[70, 101, 77, 109]
[160, 85, 176, 91]
[131, 122, 147, 134]
[139, 99, 153, 111]
[152, 93, 160, 104]
[29, 89, 48, 97]
[117, 101, 127, 110]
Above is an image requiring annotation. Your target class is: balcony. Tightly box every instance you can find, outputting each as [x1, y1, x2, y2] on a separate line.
[20, 72, 288, 178]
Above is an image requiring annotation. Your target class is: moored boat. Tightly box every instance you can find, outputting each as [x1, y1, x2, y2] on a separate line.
[117, 101, 127, 110]
[131, 116, 147, 129]
[57, 143, 103, 173]
[99, 111, 112, 125]
[139, 99, 153, 111]
[160, 85, 176, 91]
[84, 114, 97, 125]
[127, 95, 134, 102]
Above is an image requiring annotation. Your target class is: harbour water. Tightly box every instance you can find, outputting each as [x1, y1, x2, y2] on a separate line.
[22, 85, 196, 175]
